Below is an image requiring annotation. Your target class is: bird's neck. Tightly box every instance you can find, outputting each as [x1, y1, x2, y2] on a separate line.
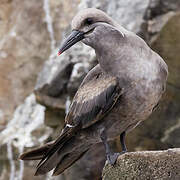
[96, 49, 120, 76]
[94, 30, 128, 76]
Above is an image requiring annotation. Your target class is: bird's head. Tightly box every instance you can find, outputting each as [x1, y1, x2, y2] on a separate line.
[58, 8, 117, 55]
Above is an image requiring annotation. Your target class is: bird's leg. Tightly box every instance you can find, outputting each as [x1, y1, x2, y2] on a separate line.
[100, 130, 128, 165]
[120, 131, 127, 153]
[100, 129, 120, 165]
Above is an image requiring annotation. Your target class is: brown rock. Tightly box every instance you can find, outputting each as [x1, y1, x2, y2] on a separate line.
[0, 0, 50, 124]
[102, 148, 180, 180]
[0, 0, 80, 126]
[49, 0, 81, 44]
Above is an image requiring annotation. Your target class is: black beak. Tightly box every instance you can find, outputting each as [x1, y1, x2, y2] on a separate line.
[58, 30, 84, 55]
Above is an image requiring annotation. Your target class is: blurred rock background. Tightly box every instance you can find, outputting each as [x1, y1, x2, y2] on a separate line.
[0, 0, 180, 179]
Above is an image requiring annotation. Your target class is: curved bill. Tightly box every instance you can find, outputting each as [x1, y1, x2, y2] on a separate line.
[58, 30, 84, 56]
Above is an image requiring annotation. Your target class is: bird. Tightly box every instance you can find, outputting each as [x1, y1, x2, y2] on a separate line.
[20, 8, 168, 176]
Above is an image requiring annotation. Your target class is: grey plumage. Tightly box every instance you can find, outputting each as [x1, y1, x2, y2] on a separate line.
[20, 8, 168, 176]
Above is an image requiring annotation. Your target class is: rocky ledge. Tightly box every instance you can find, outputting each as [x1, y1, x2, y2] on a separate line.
[102, 148, 180, 180]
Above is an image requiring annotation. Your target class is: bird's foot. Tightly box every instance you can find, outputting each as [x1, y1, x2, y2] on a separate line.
[107, 151, 126, 165]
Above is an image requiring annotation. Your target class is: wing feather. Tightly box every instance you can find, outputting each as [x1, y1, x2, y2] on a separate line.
[65, 66, 122, 128]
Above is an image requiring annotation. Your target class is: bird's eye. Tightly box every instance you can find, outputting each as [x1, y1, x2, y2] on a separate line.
[84, 18, 93, 25]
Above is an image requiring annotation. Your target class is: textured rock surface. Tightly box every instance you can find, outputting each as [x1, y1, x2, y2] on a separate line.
[0, 0, 79, 124]
[0, 0, 50, 125]
[102, 148, 180, 180]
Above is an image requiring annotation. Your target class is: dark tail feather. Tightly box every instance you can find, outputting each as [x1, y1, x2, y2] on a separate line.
[52, 149, 89, 176]
[20, 125, 90, 176]
[34, 126, 81, 176]
[19, 141, 54, 160]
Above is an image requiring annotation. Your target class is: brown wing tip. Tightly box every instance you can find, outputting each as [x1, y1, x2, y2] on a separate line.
[34, 166, 47, 176]
[34, 171, 39, 176]
[52, 171, 60, 176]
[52, 165, 67, 176]
[19, 152, 30, 160]
[19, 152, 43, 161]
[34, 169, 41, 176]
[19, 154, 25, 160]
[19, 142, 54, 161]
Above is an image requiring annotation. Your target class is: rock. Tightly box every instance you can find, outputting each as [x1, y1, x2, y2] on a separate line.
[145, 0, 180, 20]
[102, 148, 180, 180]
[0, 0, 50, 125]
[141, 0, 180, 42]
[48, 0, 81, 46]
[147, 12, 175, 35]
[0, 0, 80, 125]
[44, 107, 65, 128]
